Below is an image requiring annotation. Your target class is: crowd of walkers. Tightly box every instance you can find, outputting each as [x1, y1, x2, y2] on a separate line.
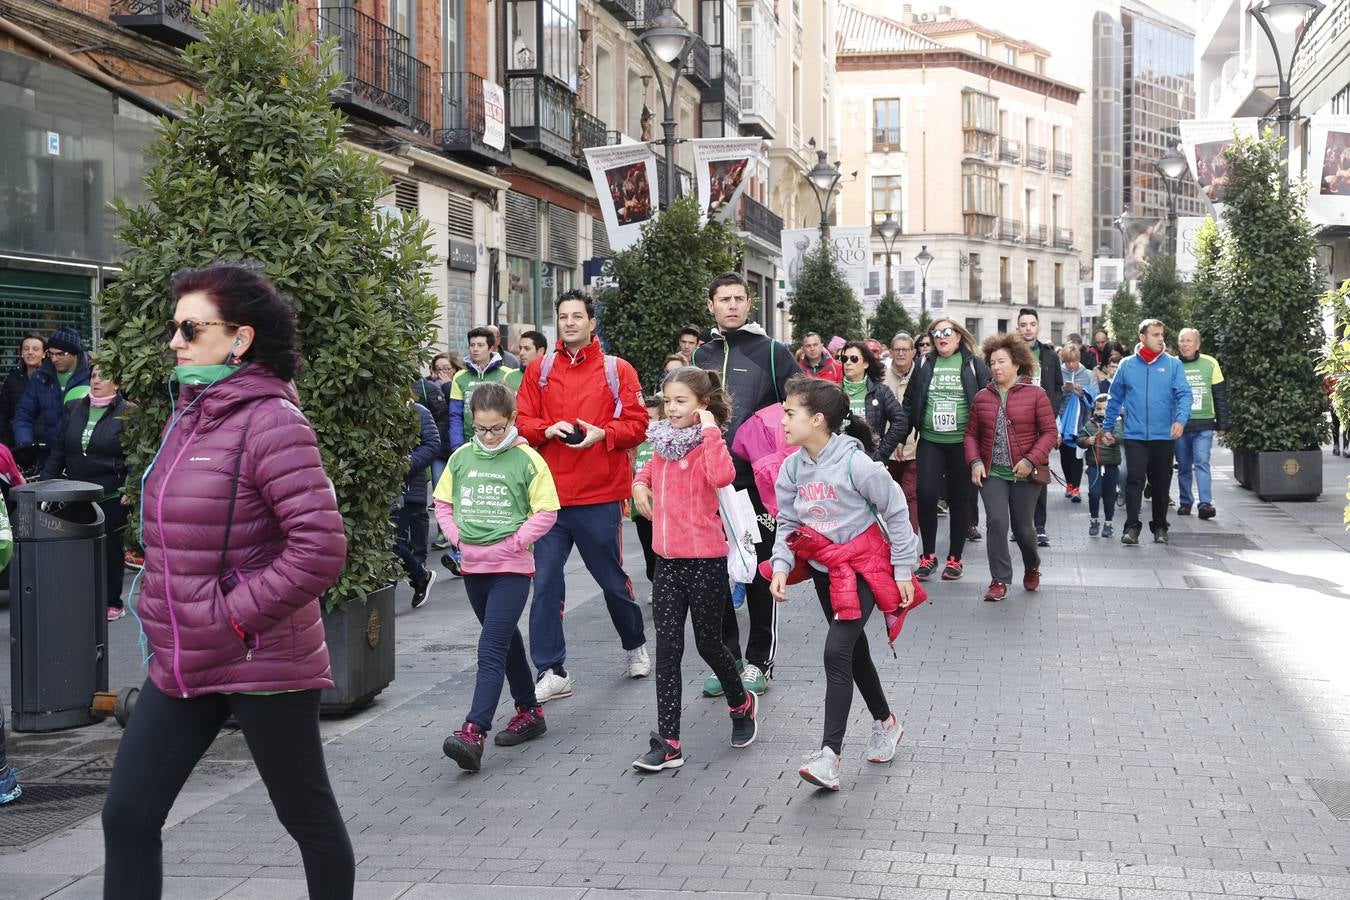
[0, 258, 1320, 898]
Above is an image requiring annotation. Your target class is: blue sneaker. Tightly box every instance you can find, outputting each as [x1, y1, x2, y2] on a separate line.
[731, 582, 747, 610]
[0, 767, 21, 805]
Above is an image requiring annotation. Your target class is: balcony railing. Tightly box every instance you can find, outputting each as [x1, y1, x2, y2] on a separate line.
[712, 48, 741, 127]
[110, 0, 213, 48]
[656, 160, 694, 202]
[874, 127, 902, 152]
[739, 77, 776, 138]
[684, 35, 711, 88]
[1053, 227, 1073, 250]
[1026, 144, 1048, 168]
[409, 64, 436, 138]
[998, 137, 1021, 163]
[996, 217, 1022, 241]
[1054, 287, 1066, 307]
[1053, 150, 1072, 175]
[508, 74, 576, 166]
[1027, 224, 1048, 245]
[999, 281, 1012, 302]
[576, 109, 608, 155]
[314, 6, 419, 127]
[1027, 285, 1039, 305]
[439, 72, 512, 167]
[597, 0, 640, 21]
[739, 195, 784, 247]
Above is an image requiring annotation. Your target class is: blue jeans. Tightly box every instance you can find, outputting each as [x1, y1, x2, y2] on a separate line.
[1087, 464, 1120, 520]
[392, 498, 429, 583]
[1174, 430, 1214, 507]
[529, 502, 647, 675]
[464, 573, 538, 730]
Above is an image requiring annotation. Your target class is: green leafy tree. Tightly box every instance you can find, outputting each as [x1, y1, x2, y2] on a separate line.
[869, 291, 920, 344]
[1189, 217, 1226, 363]
[1215, 131, 1325, 453]
[598, 195, 742, 391]
[97, 0, 437, 610]
[1317, 282, 1350, 524]
[790, 240, 864, 345]
[1136, 254, 1188, 340]
[1106, 281, 1142, 346]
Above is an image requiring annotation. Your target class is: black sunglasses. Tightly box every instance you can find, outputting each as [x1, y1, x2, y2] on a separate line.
[164, 319, 240, 343]
[930, 326, 956, 339]
[841, 354, 863, 363]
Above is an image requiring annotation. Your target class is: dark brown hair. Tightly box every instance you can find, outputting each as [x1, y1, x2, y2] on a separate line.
[981, 332, 1037, 377]
[171, 263, 301, 381]
[840, 340, 884, 382]
[782, 374, 875, 454]
[468, 381, 516, 418]
[663, 366, 732, 427]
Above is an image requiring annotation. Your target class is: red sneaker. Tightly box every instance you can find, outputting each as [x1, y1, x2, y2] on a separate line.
[1023, 569, 1041, 592]
[940, 556, 963, 580]
[983, 581, 1007, 602]
[914, 553, 938, 581]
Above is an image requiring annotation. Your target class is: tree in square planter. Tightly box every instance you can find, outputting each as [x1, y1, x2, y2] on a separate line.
[1196, 131, 1327, 500]
[97, 0, 437, 712]
[790, 239, 864, 346]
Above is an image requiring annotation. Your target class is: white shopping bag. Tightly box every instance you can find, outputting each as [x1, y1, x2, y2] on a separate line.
[718, 485, 761, 584]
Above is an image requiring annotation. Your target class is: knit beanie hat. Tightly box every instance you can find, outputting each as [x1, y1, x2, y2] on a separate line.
[47, 326, 83, 356]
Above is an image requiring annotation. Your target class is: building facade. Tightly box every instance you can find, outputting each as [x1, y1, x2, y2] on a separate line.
[835, 4, 1084, 345]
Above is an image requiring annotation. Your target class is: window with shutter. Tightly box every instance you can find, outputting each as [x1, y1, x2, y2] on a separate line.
[392, 177, 419, 212]
[546, 205, 578, 269]
[504, 191, 539, 257]
[591, 215, 610, 256]
[447, 192, 474, 239]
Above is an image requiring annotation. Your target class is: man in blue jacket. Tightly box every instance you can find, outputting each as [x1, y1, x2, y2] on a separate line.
[12, 326, 90, 470]
[1103, 319, 1192, 545]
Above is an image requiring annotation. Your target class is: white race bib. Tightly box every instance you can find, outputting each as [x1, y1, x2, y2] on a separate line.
[932, 399, 958, 433]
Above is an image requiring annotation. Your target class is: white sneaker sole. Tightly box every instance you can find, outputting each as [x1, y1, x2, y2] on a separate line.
[536, 686, 573, 703]
[798, 767, 840, 791]
[632, 756, 684, 773]
[867, 724, 904, 763]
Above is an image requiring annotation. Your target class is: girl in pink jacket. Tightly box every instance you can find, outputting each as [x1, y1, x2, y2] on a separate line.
[435, 382, 560, 772]
[630, 367, 759, 771]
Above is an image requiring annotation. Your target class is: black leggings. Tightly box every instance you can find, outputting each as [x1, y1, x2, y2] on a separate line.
[811, 570, 890, 755]
[652, 556, 746, 739]
[917, 438, 970, 560]
[1059, 444, 1084, 490]
[102, 680, 354, 900]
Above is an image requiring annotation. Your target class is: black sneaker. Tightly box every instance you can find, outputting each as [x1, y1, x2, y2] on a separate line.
[495, 706, 546, 746]
[440, 550, 462, 577]
[1153, 526, 1169, 544]
[1176, 504, 1192, 516]
[443, 722, 485, 772]
[411, 570, 437, 609]
[1089, 519, 1100, 537]
[965, 525, 982, 543]
[1197, 503, 1216, 520]
[1144, 483, 1153, 499]
[915, 554, 938, 581]
[730, 692, 759, 748]
[1102, 522, 1114, 538]
[632, 732, 684, 772]
[1036, 530, 1050, 547]
[1121, 525, 1141, 545]
[940, 556, 963, 580]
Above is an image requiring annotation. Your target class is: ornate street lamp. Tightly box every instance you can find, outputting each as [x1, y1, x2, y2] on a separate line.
[637, 6, 696, 208]
[1249, 0, 1326, 160]
[875, 213, 901, 295]
[805, 143, 843, 237]
[1154, 143, 1188, 251]
[915, 244, 934, 318]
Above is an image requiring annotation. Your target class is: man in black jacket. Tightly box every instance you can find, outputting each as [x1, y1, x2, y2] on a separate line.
[1017, 309, 1064, 546]
[692, 272, 798, 697]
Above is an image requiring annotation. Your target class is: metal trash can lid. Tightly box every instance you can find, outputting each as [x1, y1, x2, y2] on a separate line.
[11, 480, 107, 503]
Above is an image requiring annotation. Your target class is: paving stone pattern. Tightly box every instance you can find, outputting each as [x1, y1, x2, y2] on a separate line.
[4, 448, 1350, 899]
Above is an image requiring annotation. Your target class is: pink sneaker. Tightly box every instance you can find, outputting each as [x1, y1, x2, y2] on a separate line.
[107, 606, 127, 622]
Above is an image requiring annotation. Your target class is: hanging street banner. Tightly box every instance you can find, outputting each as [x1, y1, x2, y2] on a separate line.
[1177, 118, 1260, 216]
[482, 81, 507, 151]
[894, 264, 921, 316]
[1307, 115, 1350, 226]
[781, 227, 871, 298]
[584, 143, 660, 253]
[928, 286, 947, 312]
[1080, 282, 1101, 318]
[1174, 216, 1210, 279]
[691, 138, 764, 225]
[1094, 258, 1124, 298]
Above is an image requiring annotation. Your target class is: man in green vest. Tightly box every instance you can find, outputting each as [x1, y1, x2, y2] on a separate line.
[1176, 328, 1228, 520]
[448, 326, 522, 452]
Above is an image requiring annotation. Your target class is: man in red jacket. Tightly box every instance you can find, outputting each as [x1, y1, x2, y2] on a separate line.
[799, 332, 843, 383]
[516, 291, 651, 702]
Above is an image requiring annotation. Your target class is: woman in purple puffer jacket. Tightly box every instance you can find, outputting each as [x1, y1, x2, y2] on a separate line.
[101, 263, 354, 900]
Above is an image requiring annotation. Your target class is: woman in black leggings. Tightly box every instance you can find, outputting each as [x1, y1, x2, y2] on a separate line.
[904, 319, 991, 582]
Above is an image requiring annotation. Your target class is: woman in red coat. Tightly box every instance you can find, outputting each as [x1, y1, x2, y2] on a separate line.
[101, 263, 354, 899]
[964, 333, 1058, 602]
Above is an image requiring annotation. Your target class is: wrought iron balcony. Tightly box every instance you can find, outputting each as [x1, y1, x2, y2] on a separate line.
[1053, 151, 1072, 175]
[996, 217, 1022, 241]
[710, 47, 741, 126]
[313, 6, 418, 127]
[110, 0, 212, 48]
[438, 72, 512, 167]
[597, 0, 640, 21]
[508, 74, 576, 167]
[576, 109, 608, 157]
[998, 137, 1021, 163]
[874, 127, 903, 153]
[1026, 144, 1048, 169]
[1053, 227, 1073, 250]
[1028, 224, 1048, 245]
[408, 60, 436, 138]
[684, 35, 711, 89]
[656, 160, 694, 202]
[738, 195, 784, 247]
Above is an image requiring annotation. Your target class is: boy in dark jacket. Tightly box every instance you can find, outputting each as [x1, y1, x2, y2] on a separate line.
[1079, 393, 1123, 538]
[396, 398, 441, 608]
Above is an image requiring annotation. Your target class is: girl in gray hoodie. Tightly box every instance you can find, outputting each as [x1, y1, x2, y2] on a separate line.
[769, 376, 920, 791]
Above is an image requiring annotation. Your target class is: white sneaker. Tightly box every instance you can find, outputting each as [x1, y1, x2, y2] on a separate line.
[626, 645, 651, 678]
[534, 671, 573, 703]
[798, 747, 841, 791]
[865, 714, 903, 763]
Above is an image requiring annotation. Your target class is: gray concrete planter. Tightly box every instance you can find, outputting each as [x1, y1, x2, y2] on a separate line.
[320, 583, 396, 716]
[1232, 449, 1323, 502]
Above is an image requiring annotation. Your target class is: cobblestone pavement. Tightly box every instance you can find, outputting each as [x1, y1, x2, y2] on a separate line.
[3, 447, 1350, 899]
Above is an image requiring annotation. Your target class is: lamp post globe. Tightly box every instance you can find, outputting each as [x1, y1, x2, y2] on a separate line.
[876, 213, 900, 244]
[1258, 0, 1325, 33]
[641, 6, 694, 63]
[915, 244, 934, 318]
[805, 148, 842, 235]
[1156, 144, 1188, 180]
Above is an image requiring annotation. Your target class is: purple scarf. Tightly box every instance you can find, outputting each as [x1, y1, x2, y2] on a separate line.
[647, 419, 704, 461]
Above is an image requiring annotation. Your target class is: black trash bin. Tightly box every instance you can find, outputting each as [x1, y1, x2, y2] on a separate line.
[9, 480, 108, 732]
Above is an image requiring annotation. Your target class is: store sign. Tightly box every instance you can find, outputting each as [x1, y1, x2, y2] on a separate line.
[482, 81, 506, 151]
[448, 237, 477, 271]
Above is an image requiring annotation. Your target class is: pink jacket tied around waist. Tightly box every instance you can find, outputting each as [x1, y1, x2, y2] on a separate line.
[759, 523, 928, 648]
[137, 365, 348, 698]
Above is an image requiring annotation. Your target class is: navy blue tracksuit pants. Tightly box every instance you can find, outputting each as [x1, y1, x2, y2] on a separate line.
[528, 501, 646, 675]
[464, 573, 538, 731]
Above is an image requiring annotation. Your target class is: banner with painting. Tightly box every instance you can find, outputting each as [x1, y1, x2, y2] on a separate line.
[1080, 283, 1102, 318]
[781, 227, 872, 298]
[1094, 258, 1124, 298]
[894, 264, 921, 316]
[691, 138, 764, 225]
[584, 143, 660, 252]
[1177, 118, 1260, 215]
[1307, 115, 1350, 226]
